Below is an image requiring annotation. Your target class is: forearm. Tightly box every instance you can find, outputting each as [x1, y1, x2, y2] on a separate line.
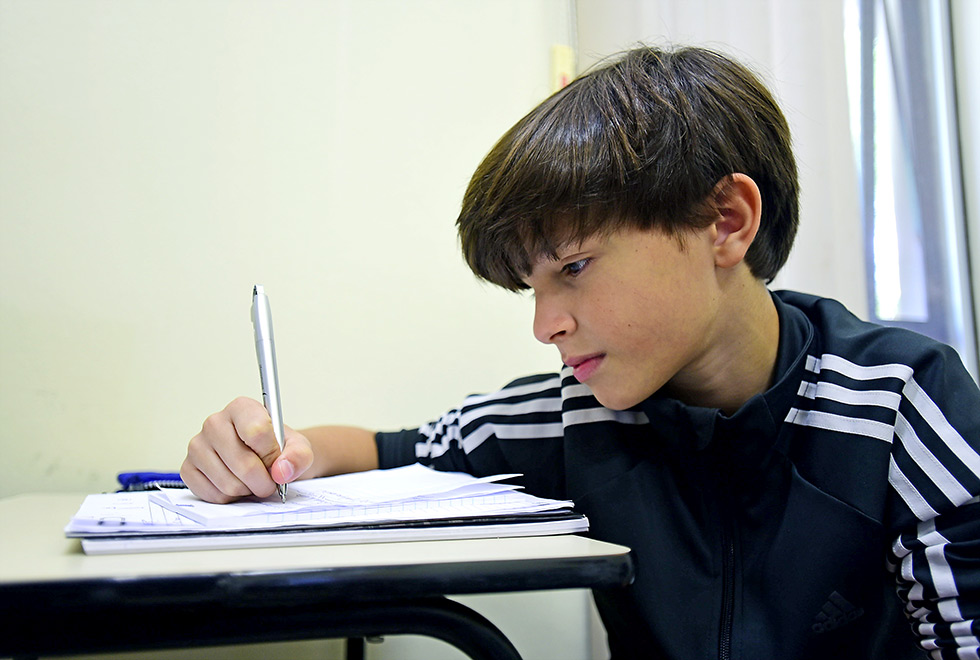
[300, 425, 380, 478]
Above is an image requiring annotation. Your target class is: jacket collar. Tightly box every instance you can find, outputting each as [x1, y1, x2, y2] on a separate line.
[636, 291, 815, 461]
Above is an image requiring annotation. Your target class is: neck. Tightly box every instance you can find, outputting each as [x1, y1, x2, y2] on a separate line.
[665, 275, 780, 414]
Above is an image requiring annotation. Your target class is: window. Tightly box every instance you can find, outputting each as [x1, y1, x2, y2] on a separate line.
[845, 0, 977, 378]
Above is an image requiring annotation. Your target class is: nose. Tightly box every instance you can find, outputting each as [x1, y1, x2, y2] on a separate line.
[533, 293, 575, 344]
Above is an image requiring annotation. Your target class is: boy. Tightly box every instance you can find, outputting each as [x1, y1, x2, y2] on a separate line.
[182, 46, 980, 659]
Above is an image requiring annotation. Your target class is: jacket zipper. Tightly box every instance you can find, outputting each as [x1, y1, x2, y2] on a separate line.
[718, 458, 736, 660]
[719, 518, 735, 660]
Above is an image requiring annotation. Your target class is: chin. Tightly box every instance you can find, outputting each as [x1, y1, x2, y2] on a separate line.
[590, 388, 646, 411]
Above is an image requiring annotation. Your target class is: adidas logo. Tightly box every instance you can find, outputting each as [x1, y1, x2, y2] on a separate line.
[811, 591, 865, 634]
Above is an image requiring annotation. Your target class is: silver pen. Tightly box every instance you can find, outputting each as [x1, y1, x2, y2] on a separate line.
[251, 285, 287, 502]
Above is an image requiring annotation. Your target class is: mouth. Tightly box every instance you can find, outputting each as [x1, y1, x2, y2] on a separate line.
[564, 353, 605, 383]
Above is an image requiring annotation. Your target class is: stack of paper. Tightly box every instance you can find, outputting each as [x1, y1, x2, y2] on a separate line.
[65, 464, 588, 554]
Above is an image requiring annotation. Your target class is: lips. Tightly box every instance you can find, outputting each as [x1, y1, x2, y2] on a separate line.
[565, 353, 605, 383]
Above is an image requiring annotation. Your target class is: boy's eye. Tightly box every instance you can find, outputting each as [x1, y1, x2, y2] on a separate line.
[561, 258, 591, 277]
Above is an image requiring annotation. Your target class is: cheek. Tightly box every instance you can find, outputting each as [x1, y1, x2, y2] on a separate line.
[617, 285, 715, 356]
[592, 257, 718, 346]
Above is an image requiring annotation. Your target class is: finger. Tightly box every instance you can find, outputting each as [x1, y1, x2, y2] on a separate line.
[270, 426, 314, 485]
[180, 456, 241, 504]
[186, 426, 274, 500]
[193, 402, 280, 499]
[226, 397, 284, 469]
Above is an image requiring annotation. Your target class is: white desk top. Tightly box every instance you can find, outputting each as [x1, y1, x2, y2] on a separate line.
[0, 493, 631, 584]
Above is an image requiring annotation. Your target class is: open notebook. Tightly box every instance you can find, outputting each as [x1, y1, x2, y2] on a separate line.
[65, 464, 588, 554]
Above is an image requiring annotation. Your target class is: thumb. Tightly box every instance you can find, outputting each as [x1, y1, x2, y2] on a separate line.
[270, 427, 313, 485]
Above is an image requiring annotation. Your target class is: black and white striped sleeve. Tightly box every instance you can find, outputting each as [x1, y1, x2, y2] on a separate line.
[375, 373, 567, 493]
[784, 342, 980, 657]
[881, 349, 980, 658]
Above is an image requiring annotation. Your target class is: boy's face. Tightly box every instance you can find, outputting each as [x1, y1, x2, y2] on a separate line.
[524, 225, 725, 411]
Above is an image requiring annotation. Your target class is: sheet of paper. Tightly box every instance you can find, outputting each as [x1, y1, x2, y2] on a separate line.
[294, 463, 522, 505]
[65, 491, 202, 534]
[151, 487, 569, 529]
[138, 465, 522, 526]
[80, 517, 590, 555]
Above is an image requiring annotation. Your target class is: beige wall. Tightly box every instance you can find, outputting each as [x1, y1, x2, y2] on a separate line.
[0, 0, 569, 497]
[0, 2, 595, 659]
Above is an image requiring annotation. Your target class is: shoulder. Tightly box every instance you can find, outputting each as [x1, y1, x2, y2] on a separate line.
[776, 291, 980, 525]
[774, 290, 966, 383]
[459, 369, 648, 430]
[459, 372, 563, 412]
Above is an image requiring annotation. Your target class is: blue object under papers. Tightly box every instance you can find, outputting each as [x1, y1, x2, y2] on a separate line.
[117, 472, 185, 491]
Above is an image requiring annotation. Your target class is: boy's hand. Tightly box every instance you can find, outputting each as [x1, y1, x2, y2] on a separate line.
[181, 397, 315, 503]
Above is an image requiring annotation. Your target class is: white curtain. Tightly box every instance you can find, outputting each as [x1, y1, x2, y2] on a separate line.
[852, 0, 976, 375]
[954, 0, 980, 369]
[575, 0, 867, 318]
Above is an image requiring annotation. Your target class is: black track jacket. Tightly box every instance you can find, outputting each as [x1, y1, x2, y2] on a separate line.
[376, 291, 980, 659]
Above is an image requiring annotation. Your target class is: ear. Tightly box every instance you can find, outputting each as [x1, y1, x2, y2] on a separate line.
[710, 173, 762, 269]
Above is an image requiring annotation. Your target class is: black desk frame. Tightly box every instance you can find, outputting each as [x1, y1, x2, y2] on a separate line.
[2, 551, 633, 660]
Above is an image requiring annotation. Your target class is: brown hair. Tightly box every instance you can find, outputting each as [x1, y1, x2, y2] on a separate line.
[456, 45, 799, 290]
